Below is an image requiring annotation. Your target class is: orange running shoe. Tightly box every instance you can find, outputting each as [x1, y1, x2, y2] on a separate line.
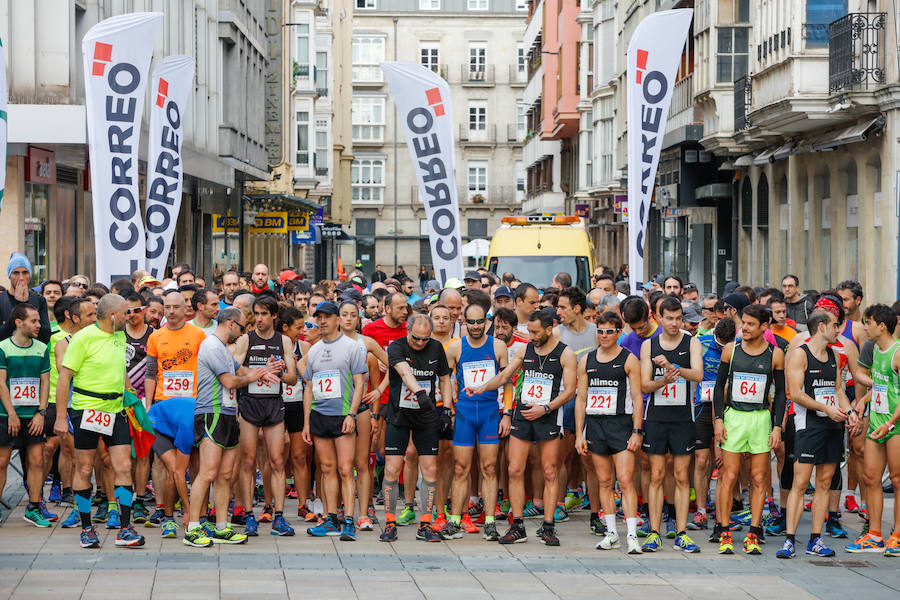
[461, 513, 479, 533]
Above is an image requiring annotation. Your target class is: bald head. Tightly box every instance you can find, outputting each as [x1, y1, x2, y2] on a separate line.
[97, 293, 127, 330]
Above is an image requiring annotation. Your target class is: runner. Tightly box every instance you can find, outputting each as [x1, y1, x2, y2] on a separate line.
[639, 296, 703, 553]
[146, 397, 195, 539]
[184, 307, 278, 547]
[574, 310, 644, 554]
[429, 303, 459, 534]
[54, 294, 145, 549]
[302, 301, 368, 540]
[440, 303, 511, 542]
[712, 304, 787, 554]
[777, 310, 858, 558]
[0, 305, 51, 526]
[836, 280, 866, 516]
[190, 288, 220, 335]
[380, 313, 452, 543]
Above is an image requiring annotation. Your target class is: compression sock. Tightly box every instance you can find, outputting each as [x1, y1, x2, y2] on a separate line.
[75, 489, 93, 529]
[484, 515, 495, 524]
[114, 486, 134, 527]
[419, 480, 437, 515]
[450, 514, 461, 525]
[383, 478, 398, 523]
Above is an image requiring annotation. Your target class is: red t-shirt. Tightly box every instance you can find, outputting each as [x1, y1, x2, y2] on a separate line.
[362, 317, 408, 404]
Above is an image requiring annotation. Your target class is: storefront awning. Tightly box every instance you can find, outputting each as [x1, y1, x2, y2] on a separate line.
[734, 154, 754, 167]
[243, 193, 320, 213]
[809, 115, 886, 151]
[753, 148, 775, 165]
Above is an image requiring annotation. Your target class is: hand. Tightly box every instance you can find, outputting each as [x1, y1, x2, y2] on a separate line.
[869, 423, 890, 440]
[768, 427, 782, 451]
[713, 419, 726, 444]
[267, 355, 285, 373]
[13, 278, 29, 302]
[847, 410, 860, 428]
[464, 385, 484, 397]
[54, 416, 68, 436]
[626, 433, 642, 453]
[260, 372, 280, 386]
[7, 414, 20, 436]
[575, 435, 588, 456]
[28, 413, 43, 436]
[301, 427, 312, 445]
[825, 404, 847, 423]
[363, 389, 380, 405]
[652, 356, 669, 368]
[663, 368, 680, 383]
[370, 414, 382, 436]
[499, 414, 511, 438]
[342, 415, 356, 434]
[521, 404, 545, 421]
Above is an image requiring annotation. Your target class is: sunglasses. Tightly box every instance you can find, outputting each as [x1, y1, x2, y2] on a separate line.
[597, 328, 620, 335]
[71, 282, 88, 289]
[410, 333, 430, 342]
[305, 321, 318, 329]
[466, 318, 486, 325]
[125, 307, 145, 315]
[231, 320, 246, 334]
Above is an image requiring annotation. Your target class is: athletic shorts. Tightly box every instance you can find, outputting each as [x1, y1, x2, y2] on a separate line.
[70, 409, 131, 450]
[195, 412, 239, 450]
[509, 410, 560, 443]
[453, 401, 501, 447]
[694, 404, 714, 450]
[384, 421, 439, 456]
[794, 426, 843, 464]
[438, 407, 454, 441]
[719, 407, 771, 455]
[0, 416, 46, 448]
[309, 411, 347, 439]
[284, 403, 304, 434]
[43, 404, 57, 437]
[584, 414, 632, 456]
[151, 432, 176, 457]
[238, 396, 284, 428]
[562, 398, 576, 432]
[642, 420, 695, 455]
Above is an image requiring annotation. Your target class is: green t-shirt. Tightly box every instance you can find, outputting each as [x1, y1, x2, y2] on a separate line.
[869, 340, 900, 441]
[0, 337, 50, 418]
[63, 324, 127, 413]
[48, 330, 69, 405]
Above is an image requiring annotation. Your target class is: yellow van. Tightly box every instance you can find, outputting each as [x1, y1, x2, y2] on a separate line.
[487, 216, 594, 291]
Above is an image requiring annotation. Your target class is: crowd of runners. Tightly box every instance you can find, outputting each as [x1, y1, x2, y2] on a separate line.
[0, 251, 898, 559]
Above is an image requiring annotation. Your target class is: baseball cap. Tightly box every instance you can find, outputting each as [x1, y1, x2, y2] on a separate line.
[279, 270, 298, 284]
[723, 281, 740, 295]
[312, 301, 340, 316]
[683, 282, 698, 293]
[494, 285, 513, 299]
[138, 275, 162, 289]
[340, 288, 363, 303]
[464, 270, 481, 282]
[723, 293, 750, 316]
[444, 277, 464, 289]
[682, 302, 704, 324]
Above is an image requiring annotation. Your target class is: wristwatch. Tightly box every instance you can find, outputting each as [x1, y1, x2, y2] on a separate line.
[347, 413, 357, 420]
[889, 423, 896, 433]
[632, 428, 644, 435]
[38, 408, 47, 416]
[502, 409, 513, 417]
[543, 405, 551, 415]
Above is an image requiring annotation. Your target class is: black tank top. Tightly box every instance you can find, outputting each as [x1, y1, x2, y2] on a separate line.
[516, 341, 566, 420]
[647, 333, 694, 422]
[585, 348, 632, 416]
[726, 341, 774, 412]
[241, 329, 284, 400]
[798, 345, 840, 430]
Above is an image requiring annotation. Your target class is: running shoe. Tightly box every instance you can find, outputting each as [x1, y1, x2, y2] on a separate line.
[244, 514, 259, 536]
[106, 510, 121, 530]
[467, 499, 485, 517]
[523, 500, 544, 519]
[861, 519, 869, 537]
[92, 503, 108, 523]
[687, 512, 707, 530]
[483, 521, 500, 541]
[776, 538, 795, 559]
[397, 505, 416, 526]
[358, 516, 374, 531]
[473, 510, 486, 526]
[580, 495, 591, 511]
[61, 509, 80, 528]
[259, 505, 274, 523]
[553, 505, 569, 523]
[201, 521, 216, 538]
[287, 486, 298, 500]
[23, 506, 51, 528]
[674, 532, 700, 553]
[805, 536, 835, 557]
[161, 518, 177, 538]
[590, 514, 606, 536]
[641, 531, 662, 552]
[743, 532, 762, 554]
[804, 500, 812, 512]
[307, 516, 340, 537]
[626, 534, 642, 554]
[340, 517, 356, 541]
[732, 509, 752, 526]
[767, 499, 782, 520]
[637, 520, 652, 538]
[844, 534, 885, 553]
[665, 518, 677, 539]
[884, 536, 900, 557]
[80, 526, 101, 549]
[211, 525, 248, 544]
[461, 513, 479, 533]
[858, 506, 868, 520]
[500, 498, 511, 516]
[115, 525, 146, 547]
[49, 482, 62, 504]
[131, 503, 148, 524]
[765, 517, 787, 537]
[825, 518, 848, 538]
[431, 513, 448, 533]
[718, 531, 734, 554]
[183, 526, 213, 548]
[367, 505, 378, 525]
[844, 496, 860, 513]
[564, 492, 580, 511]
[596, 531, 620, 550]
[59, 489, 74, 507]
[538, 525, 560, 546]
[416, 523, 442, 542]
[494, 503, 506, 520]
[498, 523, 527, 544]
[145, 508, 165, 527]
[272, 515, 295, 536]
[380, 522, 398, 542]
[298, 505, 316, 522]
[440, 520, 464, 540]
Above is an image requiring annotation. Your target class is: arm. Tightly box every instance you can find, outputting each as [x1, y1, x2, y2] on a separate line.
[144, 355, 158, 404]
[551, 348, 578, 410]
[712, 343, 734, 421]
[54, 367, 74, 434]
[301, 379, 313, 444]
[469, 344, 525, 395]
[495, 339, 514, 415]
[230, 334, 249, 364]
[393, 361, 425, 394]
[679, 336, 704, 383]
[37, 297, 52, 344]
[641, 338, 677, 394]
[871, 353, 900, 439]
[625, 353, 643, 451]
[844, 339, 872, 389]
[438, 373, 452, 413]
[28, 371, 51, 436]
[220, 365, 276, 390]
[835, 377, 858, 428]
[769, 348, 786, 450]
[280, 335, 298, 385]
[574, 356, 588, 455]
[0, 368, 18, 435]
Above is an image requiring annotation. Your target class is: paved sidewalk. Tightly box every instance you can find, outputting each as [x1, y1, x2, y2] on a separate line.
[0, 495, 897, 600]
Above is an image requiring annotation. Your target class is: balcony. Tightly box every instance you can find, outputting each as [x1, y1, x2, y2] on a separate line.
[522, 64, 544, 108]
[667, 73, 695, 131]
[508, 64, 528, 87]
[829, 13, 886, 93]
[523, 134, 559, 170]
[352, 65, 383, 86]
[522, 0, 543, 55]
[315, 68, 329, 97]
[461, 65, 495, 87]
[409, 185, 518, 210]
[507, 123, 524, 145]
[734, 75, 751, 131]
[458, 124, 497, 147]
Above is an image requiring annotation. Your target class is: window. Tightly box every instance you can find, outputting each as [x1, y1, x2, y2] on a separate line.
[420, 0, 440, 9]
[716, 27, 749, 83]
[719, 0, 750, 24]
[315, 51, 328, 92]
[469, 44, 486, 80]
[468, 218, 488, 238]
[352, 158, 384, 203]
[806, 0, 847, 47]
[515, 160, 525, 203]
[315, 130, 328, 175]
[352, 36, 385, 82]
[356, 0, 375, 8]
[598, 96, 614, 182]
[468, 161, 487, 199]
[420, 43, 440, 74]
[517, 44, 526, 78]
[517, 103, 526, 136]
[352, 96, 385, 142]
[468, 0, 488, 10]
[296, 111, 310, 165]
[295, 24, 310, 78]
[356, 218, 376, 276]
[468, 101, 487, 131]
[515, 0, 528, 10]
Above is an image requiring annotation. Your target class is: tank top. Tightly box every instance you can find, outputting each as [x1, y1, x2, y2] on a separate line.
[842, 320, 860, 350]
[282, 341, 304, 404]
[241, 329, 284, 400]
[795, 345, 840, 431]
[646, 333, 694, 423]
[456, 336, 499, 405]
[584, 347, 632, 416]
[516, 341, 566, 416]
[726, 341, 774, 412]
[869, 341, 900, 429]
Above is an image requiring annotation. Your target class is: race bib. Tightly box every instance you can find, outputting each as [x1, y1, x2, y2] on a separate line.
[312, 370, 340, 401]
[462, 360, 496, 389]
[81, 409, 115, 435]
[521, 376, 552, 406]
[163, 370, 194, 395]
[222, 387, 237, 409]
[732, 372, 767, 405]
[248, 377, 279, 395]
[400, 381, 431, 409]
[283, 382, 303, 403]
[10, 377, 39, 406]
[872, 383, 889, 415]
[698, 381, 714, 403]
[655, 378, 687, 406]
[586, 386, 617, 415]
[814, 386, 837, 417]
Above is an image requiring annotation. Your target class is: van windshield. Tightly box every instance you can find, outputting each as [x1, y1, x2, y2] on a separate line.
[489, 256, 590, 291]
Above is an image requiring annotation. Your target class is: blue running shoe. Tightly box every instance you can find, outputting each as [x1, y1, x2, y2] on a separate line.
[732, 509, 752, 526]
[131, 502, 149, 524]
[115, 524, 146, 547]
[161, 518, 178, 538]
[106, 509, 121, 529]
[80, 526, 101, 548]
[825, 519, 848, 538]
[40, 501, 58, 522]
[665, 518, 677, 539]
[62, 509, 80, 528]
[674, 532, 700, 553]
[727, 518, 744, 531]
[806, 536, 835, 557]
[776, 538, 795, 559]
[340, 517, 356, 541]
[844, 534, 885, 553]
[307, 516, 340, 537]
[244, 513, 259, 537]
[201, 520, 216, 538]
[523, 500, 543, 519]
[271, 515, 295, 536]
[580, 495, 591, 511]
[553, 505, 569, 523]
[92, 503, 108, 523]
[767, 500, 782, 519]
[145, 508, 165, 527]
[380, 522, 398, 542]
[641, 531, 662, 552]
[765, 517, 786, 537]
[49, 482, 63, 504]
[637, 519, 652, 538]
